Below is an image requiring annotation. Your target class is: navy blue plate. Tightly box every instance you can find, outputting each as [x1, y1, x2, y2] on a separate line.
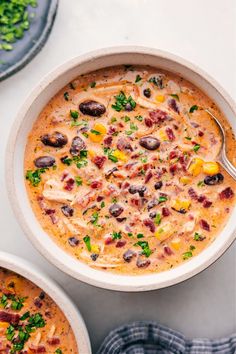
[0, 0, 58, 81]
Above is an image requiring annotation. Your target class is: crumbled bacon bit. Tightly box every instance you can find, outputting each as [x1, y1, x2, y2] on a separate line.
[116, 240, 127, 248]
[104, 236, 113, 245]
[166, 127, 175, 141]
[0, 311, 19, 325]
[188, 187, 198, 200]
[117, 137, 133, 151]
[93, 156, 106, 169]
[169, 150, 178, 160]
[29, 345, 46, 353]
[199, 219, 210, 231]
[145, 170, 153, 183]
[144, 117, 153, 127]
[203, 200, 212, 208]
[90, 180, 102, 189]
[143, 218, 156, 233]
[103, 135, 113, 146]
[198, 195, 206, 203]
[149, 109, 168, 124]
[169, 164, 178, 174]
[162, 207, 171, 217]
[64, 178, 75, 191]
[168, 98, 179, 113]
[198, 130, 204, 137]
[97, 196, 104, 202]
[108, 126, 116, 135]
[219, 187, 234, 200]
[47, 337, 60, 346]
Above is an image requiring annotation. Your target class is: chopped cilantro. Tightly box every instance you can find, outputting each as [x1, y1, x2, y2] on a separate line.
[90, 129, 101, 135]
[91, 212, 99, 226]
[193, 144, 200, 152]
[148, 76, 163, 88]
[194, 232, 203, 241]
[55, 349, 63, 354]
[170, 94, 179, 101]
[127, 232, 133, 237]
[83, 235, 91, 251]
[75, 176, 82, 186]
[100, 201, 105, 208]
[134, 241, 152, 257]
[112, 231, 122, 240]
[185, 136, 192, 141]
[183, 251, 193, 260]
[26, 168, 48, 187]
[189, 105, 198, 113]
[64, 92, 69, 101]
[90, 81, 96, 88]
[70, 110, 79, 119]
[0, 294, 8, 308]
[197, 180, 205, 187]
[140, 156, 148, 163]
[158, 196, 168, 203]
[137, 233, 144, 239]
[135, 74, 142, 83]
[112, 91, 136, 112]
[135, 115, 143, 122]
[190, 245, 196, 251]
[154, 213, 162, 225]
[110, 117, 117, 123]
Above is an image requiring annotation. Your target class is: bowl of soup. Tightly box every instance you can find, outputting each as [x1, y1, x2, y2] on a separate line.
[6, 46, 236, 291]
[0, 251, 91, 353]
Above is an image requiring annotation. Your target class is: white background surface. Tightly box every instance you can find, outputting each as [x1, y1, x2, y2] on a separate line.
[0, 0, 236, 352]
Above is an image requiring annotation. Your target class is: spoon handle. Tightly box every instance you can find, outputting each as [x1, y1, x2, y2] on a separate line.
[219, 150, 236, 180]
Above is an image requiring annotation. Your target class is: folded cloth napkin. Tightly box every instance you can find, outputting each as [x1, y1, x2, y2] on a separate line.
[97, 321, 236, 354]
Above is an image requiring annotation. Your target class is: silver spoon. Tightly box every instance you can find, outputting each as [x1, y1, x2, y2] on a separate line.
[205, 109, 236, 180]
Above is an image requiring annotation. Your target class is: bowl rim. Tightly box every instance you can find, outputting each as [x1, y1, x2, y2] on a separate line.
[0, 251, 91, 353]
[5, 45, 236, 292]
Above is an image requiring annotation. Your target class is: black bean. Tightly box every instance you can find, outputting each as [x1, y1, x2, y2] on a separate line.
[123, 249, 136, 263]
[154, 181, 163, 190]
[90, 253, 99, 261]
[109, 203, 124, 217]
[128, 185, 146, 197]
[204, 173, 224, 185]
[34, 156, 55, 168]
[143, 88, 151, 98]
[139, 136, 160, 150]
[147, 198, 158, 211]
[68, 237, 79, 247]
[39, 292, 45, 300]
[136, 256, 151, 268]
[70, 136, 86, 156]
[61, 205, 74, 217]
[79, 100, 106, 117]
[41, 131, 68, 148]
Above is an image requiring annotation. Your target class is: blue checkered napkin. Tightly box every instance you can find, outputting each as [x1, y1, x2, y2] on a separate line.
[97, 321, 236, 354]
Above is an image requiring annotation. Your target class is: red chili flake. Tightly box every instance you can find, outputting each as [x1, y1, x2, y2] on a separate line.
[188, 187, 198, 200]
[169, 150, 178, 160]
[198, 195, 206, 203]
[143, 218, 156, 233]
[47, 337, 60, 346]
[163, 246, 173, 255]
[198, 130, 204, 137]
[166, 127, 175, 141]
[145, 170, 153, 183]
[93, 156, 106, 169]
[144, 117, 153, 127]
[219, 187, 234, 200]
[45, 208, 55, 215]
[116, 240, 127, 248]
[203, 200, 212, 208]
[90, 180, 102, 189]
[149, 109, 168, 124]
[199, 219, 210, 231]
[169, 164, 178, 174]
[103, 135, 113, 146]
[162, 207, 170, 217]
[64, 178, 75, 191]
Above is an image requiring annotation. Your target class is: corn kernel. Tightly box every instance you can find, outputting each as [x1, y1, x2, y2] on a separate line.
[188, 157, 204, 176]
[156, 95, 165, 103]
[203, 161, 219, 175]
[5, 276, 21, 292]
[0, 322, 9, 329]
[180, 176, 191, 185]
[113, 150, 128, 162]
[158, 129, 168, 141]
[91, 244, 100, 254]
[88, 150, 96, 158]
[93, 123, 107, 135]
[171, 238, 182, 251]
[155, 223, 173, 241]
[171, 199, 191, 212]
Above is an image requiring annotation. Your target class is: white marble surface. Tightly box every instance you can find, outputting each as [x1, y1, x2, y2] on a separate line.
[0, 0, 236, 352]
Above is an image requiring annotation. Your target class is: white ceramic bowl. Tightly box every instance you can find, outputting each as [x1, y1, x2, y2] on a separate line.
[6, 46, 236, 292]
[0, 251, 91, 353]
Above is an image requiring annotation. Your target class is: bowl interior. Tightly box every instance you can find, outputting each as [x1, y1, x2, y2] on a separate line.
[0, 251, 91, 353]
[7, 47, 236, 291]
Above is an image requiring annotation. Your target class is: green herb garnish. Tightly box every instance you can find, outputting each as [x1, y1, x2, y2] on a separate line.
[55, 349, 63, 354]
[64, 92, 69, 101]
[193, 144, 200, 152]
[135, 74, 142, 83]
[112, 231, 122, 240]
[75, 176, 82, 186]
[90, 81, 96, 88]
[158, 196, 168, 203]
[148, 76, 163, 88]
[154, 213, 161, 225]
[189, 105, 198, 113]
[134, 241, 152, 257]
[90, 129, 101, 135]
[70, 110, 79, 119]
[170, 94, 179, 101]
[83, 235, 91, 251]
[25, 168, 48, 187]
[183, 251, 193, 260]
[135, 115, 143, 122]
[197, 180, 205, 187]
[137, 233, 144, 239]
[112, 91, 136, 112]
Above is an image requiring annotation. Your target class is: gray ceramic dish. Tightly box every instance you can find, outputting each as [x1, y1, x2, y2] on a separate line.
[0, 0, 58, 81]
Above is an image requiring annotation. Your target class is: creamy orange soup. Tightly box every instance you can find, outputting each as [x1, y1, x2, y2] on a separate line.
[24, 65, 236, 274]
[0, 268, 78, 353]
